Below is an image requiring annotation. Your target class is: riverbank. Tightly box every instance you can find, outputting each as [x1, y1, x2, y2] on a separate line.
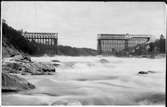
[2, 54, 58, 93]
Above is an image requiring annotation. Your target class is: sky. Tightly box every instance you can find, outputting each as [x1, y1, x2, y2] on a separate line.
[1, 2, 166, 49]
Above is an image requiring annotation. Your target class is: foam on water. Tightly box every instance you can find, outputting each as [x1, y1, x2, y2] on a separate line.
[2, 56, 166, 105]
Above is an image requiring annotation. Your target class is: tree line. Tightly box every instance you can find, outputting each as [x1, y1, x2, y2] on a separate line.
[116, 34, 166, 57]
[2, 22, 37, 55]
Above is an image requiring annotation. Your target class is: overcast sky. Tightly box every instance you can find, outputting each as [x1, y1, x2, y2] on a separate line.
[2, 2, 166, 49]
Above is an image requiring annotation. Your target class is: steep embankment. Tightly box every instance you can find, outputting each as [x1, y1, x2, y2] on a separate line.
[2, 35, 20, 57]
[2, 23, 37, 57]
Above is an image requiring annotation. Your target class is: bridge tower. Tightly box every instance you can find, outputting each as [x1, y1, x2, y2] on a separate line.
[23, 32, 58, 55]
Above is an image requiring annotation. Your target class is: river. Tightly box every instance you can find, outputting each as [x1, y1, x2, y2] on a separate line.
[2, 56, 166, 105]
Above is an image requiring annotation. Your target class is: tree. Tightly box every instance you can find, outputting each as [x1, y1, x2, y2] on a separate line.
[159, 34, 165, 53]
[149, 42, 155, 52]
[2, 22, 37, 55]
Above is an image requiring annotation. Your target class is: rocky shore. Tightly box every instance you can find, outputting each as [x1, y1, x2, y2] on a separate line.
[2, 54, 59, 92]
[2, 72, 35, 92]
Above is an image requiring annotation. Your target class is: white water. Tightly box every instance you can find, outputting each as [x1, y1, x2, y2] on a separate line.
[2, 56, 166, 105]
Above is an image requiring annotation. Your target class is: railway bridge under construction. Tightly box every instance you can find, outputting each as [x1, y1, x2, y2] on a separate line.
[23, 32, 58, 55]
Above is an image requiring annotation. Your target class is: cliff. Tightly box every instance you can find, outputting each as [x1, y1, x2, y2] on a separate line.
[2, 23, 37, 57]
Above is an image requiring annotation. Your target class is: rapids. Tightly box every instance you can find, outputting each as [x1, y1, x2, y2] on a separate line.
[2, 56, 166, 105]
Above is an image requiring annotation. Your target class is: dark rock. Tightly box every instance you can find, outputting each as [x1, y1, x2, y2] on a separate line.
[2, 72, 35, 92]
[35, 62, 56, 73]
[51, 60, 60, 62]
[42, 68, 55, 72]
[11, 54, 31, 62]
[51, 60, 61, 67]
[52, 63, 60, 66]
[31, 72, 45, 75]
[21, 72, 31, 75]
[10, 54, 16, 57]
[31, 72, 54, 75]
[2, 62, 30, 74]
[138, 71, 148, 74]
[23, 55, 31, 61]
[3, 62, 21, 70]
[138, 70, 156, 75]
[99, 59, 110, 63]
[2, 59, 56, 75]
[141, 55, 148, 58]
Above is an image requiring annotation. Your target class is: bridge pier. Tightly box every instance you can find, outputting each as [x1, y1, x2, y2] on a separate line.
[23, 32, 58, 55]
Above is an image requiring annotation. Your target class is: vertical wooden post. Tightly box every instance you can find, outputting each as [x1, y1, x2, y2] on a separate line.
[47, 35, 49, 52]
[97, 39, 102, 55]
[43, 35, 45, 45]
[43, 35, 45, 53]
[125, 39, 128, 49]
[39, 34, 40, 44]
[53, 38, 57, 54]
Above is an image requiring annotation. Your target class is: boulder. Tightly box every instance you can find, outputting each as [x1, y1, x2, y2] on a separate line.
[99, 59, 110, 63]
[51, 60, 61, 67]
[138, 70, 156, 75]
[11, 54, 31, 63]
[2, 60, 56, 75]
[2, 62, 31, 74]
[3, 62, 23, 72]
[2, 72, 35, 92]
[31, 62, 56, 73]
[51, 60, 60, 62]
[31, 72, 54, 75]
[138, 71, 148, 74]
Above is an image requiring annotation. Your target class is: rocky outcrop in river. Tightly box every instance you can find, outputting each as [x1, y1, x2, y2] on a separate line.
[2, 54, 59, 92]
[2, 72, 35, 92]
[2, 55, 57, 75]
